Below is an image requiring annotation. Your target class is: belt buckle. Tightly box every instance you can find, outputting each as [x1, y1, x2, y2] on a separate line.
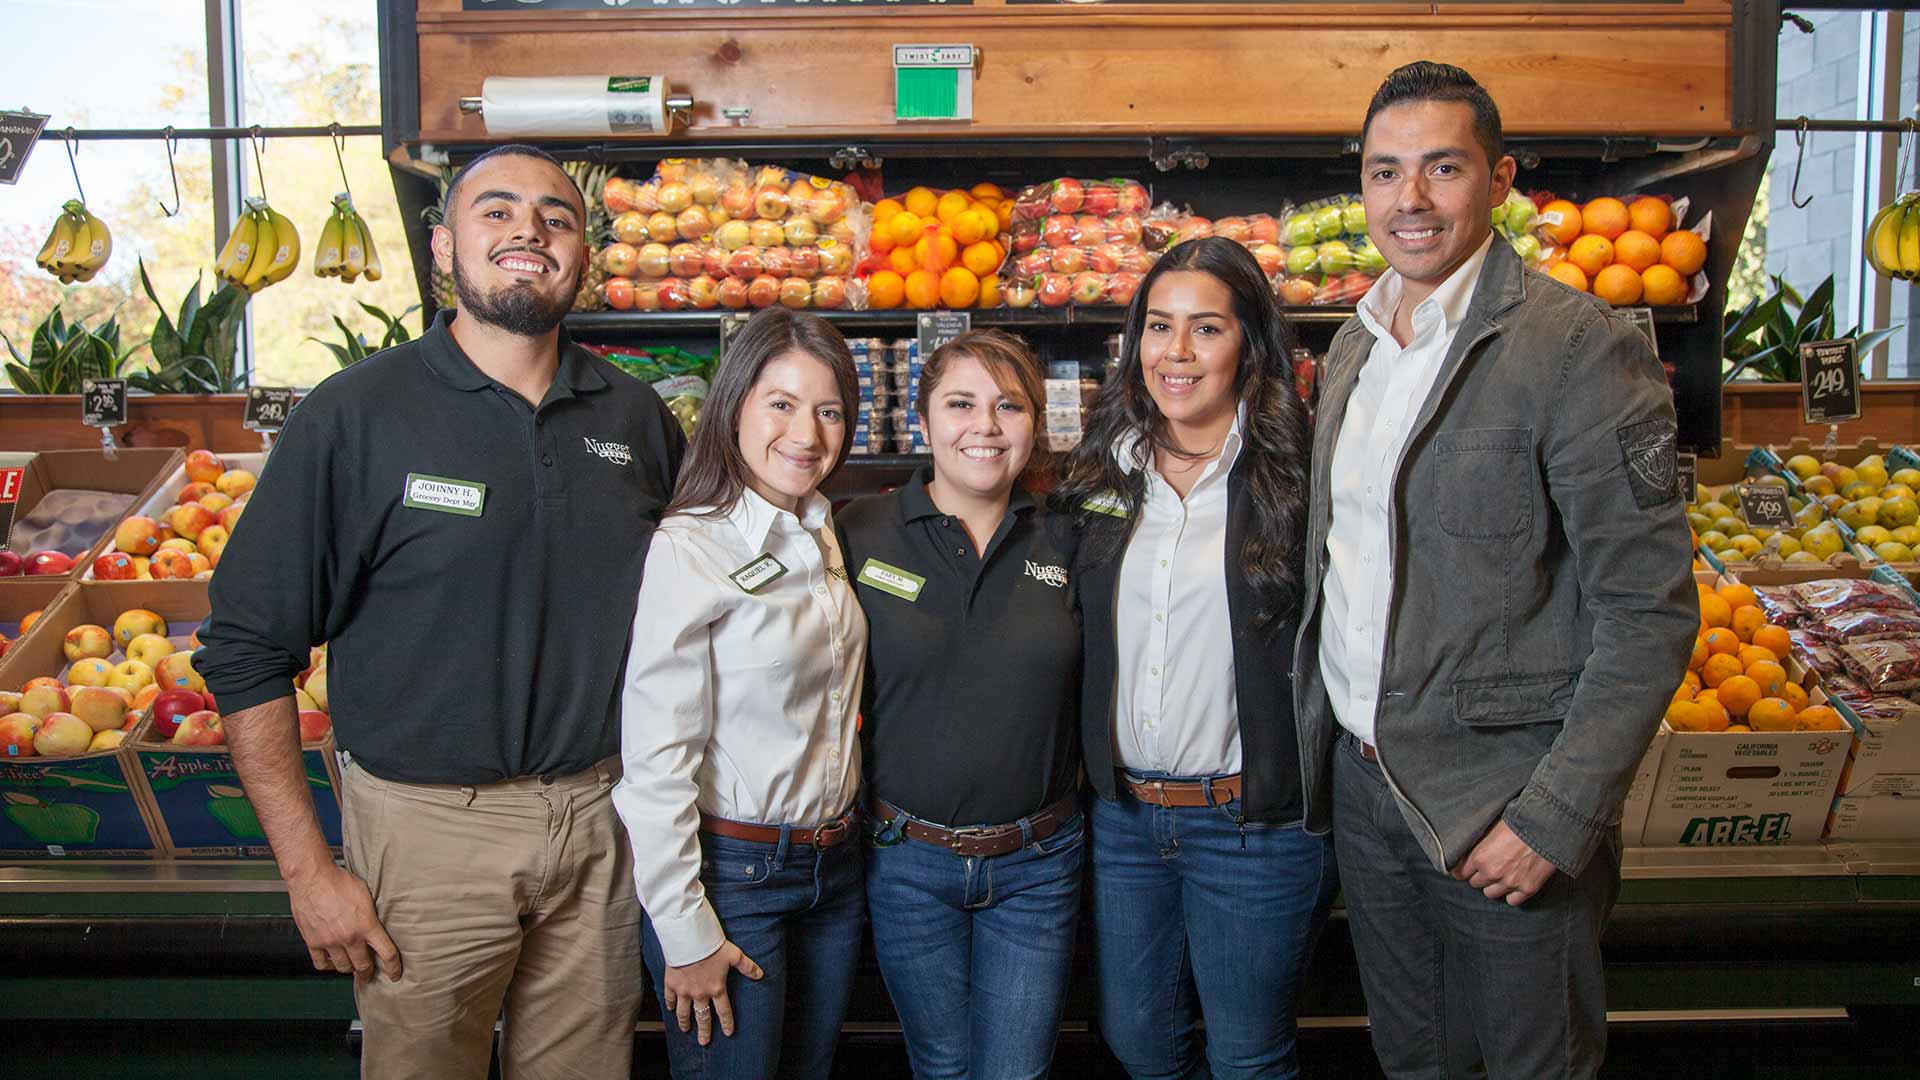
[1151, 780, 1174, 808]
[947, 825, 996, 854]
[814, 817, 851, 847]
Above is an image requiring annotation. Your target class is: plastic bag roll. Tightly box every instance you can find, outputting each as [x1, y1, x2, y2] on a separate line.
[478, 76, 668, 136]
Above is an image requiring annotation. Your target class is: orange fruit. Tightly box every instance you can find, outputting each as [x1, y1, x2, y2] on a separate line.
[1592, 264, 1644, 306]
[903, 269, 940, 310]
[952, 209, 995, 246]
[1745, 660, 1788, 697]
[1665, 700, 1711, 732]
[867, 269, 905, 310]
[1541, 199, 1583, 246]
[1747, 698, 1797, 732]
[1781, 681, 1809, 713]
[1717, 675, 1762, 718]
[1614, 230, 1661, 273]
[939, 266, 981, 308]
[1695, 696, 1731, 732]
[1568, 235, 1615, 277]
[978, 273, 1001, 308]
[1684, 671, 1703, 692]
[995, 202, 1014, 232]
[1547, 262, 1588, 292]
[915, 232, 959, 275]
[1717, 583, 1759, 610]
[1737, 644, 1776, 670]
[889, 245, 921, 276]
[961, 239, 1003, 277]
[1730, 605, 1767, 642]
[1751, 624, 1792, 662]
[1628, 196, 1672, 239]
[870, 226, 897, 254]
[1641, 264, 1687, 306]
[886, 211, 925, 248]
[872, 198, 905, 223]
[1689, 636, 1709, 671]
[1582, 197, 1631, 240]
[969, 182, 1005, 200]
[902, 186, 939, 219]
[935, 190, 972, 223]
[1697, 593, 1733, 629]
[1672, 682, 1697, 703]
[1703, 627, 1740, 656]
[1726, 723, 1752, 733]
[1660, 231, 1707, 276]
[1701, 652, 1744, 688]
[1794, 705, 1848, 732]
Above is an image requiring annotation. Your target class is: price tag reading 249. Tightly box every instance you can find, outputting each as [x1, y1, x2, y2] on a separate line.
[244, 387, 295, 432]
[1737, 483, 1796, 531]
[1800, 339, 1860, 424]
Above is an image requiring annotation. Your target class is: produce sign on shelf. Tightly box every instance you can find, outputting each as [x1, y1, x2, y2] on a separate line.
[1736, 484, 1795, 531]
[895, 45, 977, 122]
[0, 111, 49, 186]
[1799, 339, 1860, 425]
[1626, 307, 1659, 359]
[1676, 452, 1696, 501]
[80, 378, 126, 428]
[719, 314, 751, 362]
[462, 0, 968, 8]
[917, 311, 971, 359]
[243, 387, 295, 433]
[0, 467, 21, 548]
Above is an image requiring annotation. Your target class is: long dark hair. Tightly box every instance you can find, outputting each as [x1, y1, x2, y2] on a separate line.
[666, 308, 860, 518]
[1052, 236, 1310, 629]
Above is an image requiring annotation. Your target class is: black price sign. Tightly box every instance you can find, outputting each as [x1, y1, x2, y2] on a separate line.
[244, 387, 295, 432]
[0, 111, 49, 186]
[80, 378, 127, 428]
[1676, 451, 1697, 501]
[1800, 339, 1860, 424]
[1737, 483, 1796, 530]
[718, 314, 751, 364]
[917, 311, 971, 359]
[0, 466, 22, 549]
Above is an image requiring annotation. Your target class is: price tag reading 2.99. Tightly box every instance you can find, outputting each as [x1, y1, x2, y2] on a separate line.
[244, 387, 295, 432]
[80, 378, 127, 428]
[1737, 483, 1796, 531]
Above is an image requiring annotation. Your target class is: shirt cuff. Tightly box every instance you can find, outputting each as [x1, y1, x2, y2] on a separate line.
[1501, 783, 1608, 878]
[204, 673, 297, 717]
[650, 898, 726, 968]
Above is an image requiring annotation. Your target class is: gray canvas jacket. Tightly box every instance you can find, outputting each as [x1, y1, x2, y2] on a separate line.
[1293, 237, 1699, 877]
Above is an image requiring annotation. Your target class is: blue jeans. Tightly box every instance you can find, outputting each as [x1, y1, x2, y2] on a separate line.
[640, 828, 866, 1080]
[1089, 776, 1337, 1080]
[865, 808, 1086, 1080]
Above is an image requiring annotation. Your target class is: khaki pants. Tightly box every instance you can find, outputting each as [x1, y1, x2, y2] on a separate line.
[341, 757, 644, 1080]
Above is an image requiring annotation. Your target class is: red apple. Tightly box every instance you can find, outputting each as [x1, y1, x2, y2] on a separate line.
[790, 246, 822, 279]
[1117, 181, 1150, 216]
[1071, 272, 1107, 305]
[688, 275, 721, 310]
[0, 714, 39, 757]
[717, 276, 751, 309]
[637, 243, 671, 278]
[1088, 244, 1124, 274]
[185, 449, 226, 485]
[1013, 252, 1052, 282]
[147, 688, 207, 740]
[774, 277, 809, 310]
[812, 276, 849, 310]
[33, 712, 93, 756]
[1106, 272, 1144, 307]
[1105, 214, 1144, 247]
[150, 549, 197, 580]
[69, 686, 128, 734]
[0, 551, 21, 577]
[115, 515, 165, 555]
[171, 710, 225, 747]
[656, 278, 689, 312]
[761, 247, 794, 278]
[604, 277, 635, 311]
[1011, 228, 1042, 255]
[26, 551, 73, 576]
[1248, 215, 1281, 244]
[1082, 184, 1118, 218]
[1048, 178, 1086, 215]
[1037, 273, 1072, 308]
[601, 242, 640, 277]
[726, 247, 765, 280]
[94, 552, 138, 580]
[298, 711, 333, 743]
[720, 183, 754, 217]
[1042, 216, 1079, 249]
[747, 276, 781, 308]
[754, 186, 790, 220]
[1051, 247, 1089, 275]
[154, 651, 205, 694]
[1214, 217, 1252, 243]
[668, 243, 705, 278]
[675, 207, 712, 242]
[1251, 243, 1287, 277]
[171, 503, 218, 542]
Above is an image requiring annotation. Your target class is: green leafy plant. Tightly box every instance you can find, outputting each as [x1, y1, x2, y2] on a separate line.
[2, 307, 144, 394]
[1723, 273, 1902, 383]
[129, 259, 253, 394]
[308, 302, 422, 369]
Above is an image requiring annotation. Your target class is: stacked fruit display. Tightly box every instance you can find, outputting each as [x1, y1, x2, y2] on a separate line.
[1002, 178, 1157, 308]
[89, 451, 254, 582]
[864, 184, 1016, 310]
[0, 550, 84, 578]
[1687, 477, 1845, 566]
[1271, 196, 1388, 306]
[600, 159, 864, 312]
[34, 199, 113, 284]
[1866, 191, 1920, 281]
[0, 609, 202, 756]
[1665, 580, 1849, 733]
[1746, 576, 1920, 723]
[312, 194, 383, 285]
[1537, 194, 1703, 306]
[215, 198, 303, 293]
[1780, 453, 1920, 565]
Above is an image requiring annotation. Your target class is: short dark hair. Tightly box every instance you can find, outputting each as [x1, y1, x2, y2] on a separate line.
[1361, 61, 1505, 167]
[441, 144, 581, 223]
[919, 328, 1054, 478]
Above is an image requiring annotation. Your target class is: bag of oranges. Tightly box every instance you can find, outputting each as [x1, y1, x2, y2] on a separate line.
[861, 184, 1015, 310]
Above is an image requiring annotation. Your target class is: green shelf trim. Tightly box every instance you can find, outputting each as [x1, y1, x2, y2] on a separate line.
[0, 977, 355, 1021]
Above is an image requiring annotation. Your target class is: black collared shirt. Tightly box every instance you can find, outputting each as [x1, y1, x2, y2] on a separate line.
[198, 310, 686, 784]
[836, 468, 1081, 827]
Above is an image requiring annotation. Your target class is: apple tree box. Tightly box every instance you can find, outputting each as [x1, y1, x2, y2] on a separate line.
[1, 448, 183, 582]
[0, 732, 162, 858]
[126, 713, 342, 859]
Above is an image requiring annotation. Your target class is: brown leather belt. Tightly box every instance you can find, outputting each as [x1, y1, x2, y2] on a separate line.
[699, 808, 858, 849]
[1358, 741, 1379, 763]
[1120, 772, 1243, 808]
[874, 795, 1080, 858]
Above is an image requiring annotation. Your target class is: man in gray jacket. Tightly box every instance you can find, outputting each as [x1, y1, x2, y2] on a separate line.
[1295, 61, 1698, 1077]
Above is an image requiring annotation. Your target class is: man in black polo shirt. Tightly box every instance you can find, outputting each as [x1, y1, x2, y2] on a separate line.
[198, 144, 685, 1079]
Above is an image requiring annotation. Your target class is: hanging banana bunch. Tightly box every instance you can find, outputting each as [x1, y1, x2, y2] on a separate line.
[1866, 192, 1920, 281]
[214, 197, 302, 294]
[313, 194, 382, 285]
[35, 199, 113, 284]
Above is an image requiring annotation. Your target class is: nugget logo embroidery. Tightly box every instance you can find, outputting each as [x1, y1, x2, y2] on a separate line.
[1024, 561, 1068, 589]
[1617, 418, 1677, 509]
[583, 437, 632, 465]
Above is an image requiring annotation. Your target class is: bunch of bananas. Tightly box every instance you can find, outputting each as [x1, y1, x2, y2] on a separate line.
[1867, 192, 1920, 280]
[34, 200, 113, 284]
[215, 197, 302, 293]
[313, 194, 382, 284]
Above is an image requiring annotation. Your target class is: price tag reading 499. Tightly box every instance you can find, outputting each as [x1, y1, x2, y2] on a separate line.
[244, 387, 295, 432]
[1737, 483, 1796, 531]
[1800, 339, 1860, 424]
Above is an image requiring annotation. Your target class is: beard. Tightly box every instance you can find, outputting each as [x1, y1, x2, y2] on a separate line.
[450, 241, 573, 338]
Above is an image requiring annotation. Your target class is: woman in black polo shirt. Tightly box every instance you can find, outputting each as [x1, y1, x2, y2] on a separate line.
[837, 329, 1082, 1080]
[1052, 237, 1335, 1079]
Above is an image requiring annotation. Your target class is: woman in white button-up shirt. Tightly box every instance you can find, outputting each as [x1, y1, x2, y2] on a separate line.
[1053, 237, 1336, 1080]
[613, 308, 868, 1080]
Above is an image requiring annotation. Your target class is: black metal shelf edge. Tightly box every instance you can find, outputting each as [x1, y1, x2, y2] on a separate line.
[840, 454, 930, 469]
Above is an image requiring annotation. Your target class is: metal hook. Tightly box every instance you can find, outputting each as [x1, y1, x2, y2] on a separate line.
[248, 124, 267, 203]
[157, 126, 181, 217]
[329, 122, 352, 201]
[63, 126, 86, 205]
[1790, 116, 1813, 209]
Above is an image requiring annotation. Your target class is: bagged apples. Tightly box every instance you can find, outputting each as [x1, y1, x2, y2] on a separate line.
[599, 158, 866, 311]
[860, 184, 1015, 311]
[1271, 195, 1389, 306]
[1001, 178, 1157, 308]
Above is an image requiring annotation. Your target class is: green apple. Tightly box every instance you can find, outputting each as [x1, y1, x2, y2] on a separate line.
[1316, 241, 1355, 275]
[205, 785, 266, 841]
[1510, 234, 1541, 263]
[1312, 205, 1345, 241]
[1504, 196, 1536, 236]
[1341, 202, 1367, 235]
[3, 793, 100, 845]
[1284, 214, 1317, 247]
[1286, 246, 1319, 276]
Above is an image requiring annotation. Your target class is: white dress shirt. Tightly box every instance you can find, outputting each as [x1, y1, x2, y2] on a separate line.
[612, 487, 866, 966]
[1111, 407, 1245, 777]
[1320, 233, 1493, 746]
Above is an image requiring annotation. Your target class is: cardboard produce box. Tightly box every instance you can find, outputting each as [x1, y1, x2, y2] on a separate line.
[80, 451, 265, 585]
[127, 711, 342, 859]
[1617, 727, 1671, 848]
[1824, 696, 1920, 842]
[0, 578, 71, 661]
[1, 448, 183, 581]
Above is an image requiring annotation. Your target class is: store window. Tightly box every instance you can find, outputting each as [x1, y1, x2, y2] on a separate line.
[2, 0, 214, 388]
[238, 1, 420, 389]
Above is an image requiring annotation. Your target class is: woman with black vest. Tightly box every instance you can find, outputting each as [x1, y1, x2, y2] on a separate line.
[1053, 236, 1336, 1080]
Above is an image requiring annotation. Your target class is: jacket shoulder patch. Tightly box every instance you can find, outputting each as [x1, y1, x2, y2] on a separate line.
[1617, 417, 1679, 509]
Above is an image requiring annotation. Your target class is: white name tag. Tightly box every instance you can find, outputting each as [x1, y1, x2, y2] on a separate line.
[730, 553, 788, 594]
[403, 473, 486, 517]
